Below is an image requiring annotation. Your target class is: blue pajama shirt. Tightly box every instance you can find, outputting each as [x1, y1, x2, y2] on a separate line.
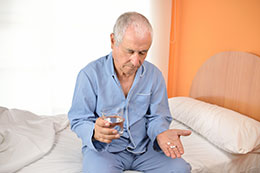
[68, 52, 191, 172]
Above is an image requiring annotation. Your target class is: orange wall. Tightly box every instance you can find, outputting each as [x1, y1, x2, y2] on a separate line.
[167, 0, 260, 98]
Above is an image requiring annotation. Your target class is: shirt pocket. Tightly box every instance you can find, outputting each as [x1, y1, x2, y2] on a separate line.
[135, 92, 152, 115]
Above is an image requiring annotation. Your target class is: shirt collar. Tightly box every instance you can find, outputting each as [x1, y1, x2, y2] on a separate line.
[106, 52, 146, 78]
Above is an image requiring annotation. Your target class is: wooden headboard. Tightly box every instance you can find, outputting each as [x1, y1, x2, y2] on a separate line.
[190, 51, 260, 122]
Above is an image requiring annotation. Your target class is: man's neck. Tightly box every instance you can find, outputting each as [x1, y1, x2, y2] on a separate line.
[117, 72, 135, 82]
[117, 72, 136, 97]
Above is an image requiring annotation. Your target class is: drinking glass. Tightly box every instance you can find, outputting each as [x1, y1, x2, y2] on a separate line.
[101, 107, 125, 135]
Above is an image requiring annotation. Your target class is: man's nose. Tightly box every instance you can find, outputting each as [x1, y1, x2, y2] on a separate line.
[130, 53, 140, 67]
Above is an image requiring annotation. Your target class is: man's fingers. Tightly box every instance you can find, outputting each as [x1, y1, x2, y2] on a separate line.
[169, 147, 177, 159]
[174, 140, 184, 155]
[97, 137, 113, 144]
[162, 142, 181, 159]
[94, 129, 120, 143]
[95, 124, 119, 137]
[176, 129, 192, 136]
[99, 133, 120, 140]
[177, 145, 184, 155]
[161, 144, 171, 157]
[99, 126, 118, 135]
[96, 117, 110, 127]
[160, 141, 178, 159]
[94, 117, 120, 143]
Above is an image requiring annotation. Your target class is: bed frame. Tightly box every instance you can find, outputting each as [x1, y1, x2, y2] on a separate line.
[190, 51, 260, 122]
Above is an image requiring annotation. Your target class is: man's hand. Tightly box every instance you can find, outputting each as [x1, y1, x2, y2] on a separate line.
[156, 129, 191, 159]
[93, 117, 120, 143]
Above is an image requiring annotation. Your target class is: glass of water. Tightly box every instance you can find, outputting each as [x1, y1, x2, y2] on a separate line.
[101, 107, 125, 136]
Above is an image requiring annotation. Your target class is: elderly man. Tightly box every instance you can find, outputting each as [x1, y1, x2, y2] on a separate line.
[68, 12, 191, 173]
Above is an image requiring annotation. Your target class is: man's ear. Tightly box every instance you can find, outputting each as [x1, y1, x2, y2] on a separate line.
[110, 33, 115, 49]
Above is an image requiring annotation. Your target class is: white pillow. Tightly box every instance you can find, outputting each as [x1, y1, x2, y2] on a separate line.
[168, 97, 260, 154]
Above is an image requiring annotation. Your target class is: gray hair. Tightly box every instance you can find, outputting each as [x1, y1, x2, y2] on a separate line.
[113, 12, 153, 46]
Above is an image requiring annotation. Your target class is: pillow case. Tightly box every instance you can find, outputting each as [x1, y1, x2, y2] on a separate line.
[168, 97, 260, 154]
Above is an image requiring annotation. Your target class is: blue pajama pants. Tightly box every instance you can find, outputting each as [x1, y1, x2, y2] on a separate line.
[82, 142, 191, 173]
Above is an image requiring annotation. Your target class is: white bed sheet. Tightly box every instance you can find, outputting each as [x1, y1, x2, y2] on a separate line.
[0, 107, 68, 173]
[18, 127, 82, 173]
[17, 119, 260, 173]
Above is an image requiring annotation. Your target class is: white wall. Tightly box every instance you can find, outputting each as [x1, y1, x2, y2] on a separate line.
[0, 0, 171, 115]
[149, 0, 172, 86]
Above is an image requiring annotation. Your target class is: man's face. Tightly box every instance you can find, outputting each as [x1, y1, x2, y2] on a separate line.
[111, 25, 152, 77]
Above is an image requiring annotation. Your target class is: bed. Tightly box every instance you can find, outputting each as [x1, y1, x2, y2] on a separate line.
[1, 51, 260, 173]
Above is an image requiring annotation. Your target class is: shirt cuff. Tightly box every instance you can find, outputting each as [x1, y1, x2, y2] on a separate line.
[73, 122, 107, 152]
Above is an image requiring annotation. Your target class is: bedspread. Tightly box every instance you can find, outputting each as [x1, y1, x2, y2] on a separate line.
[0, 107, 69, 173]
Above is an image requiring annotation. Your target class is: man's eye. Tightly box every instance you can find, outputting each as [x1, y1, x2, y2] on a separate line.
[128, 50, 134, 54]
[139, 52, 146, 56]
